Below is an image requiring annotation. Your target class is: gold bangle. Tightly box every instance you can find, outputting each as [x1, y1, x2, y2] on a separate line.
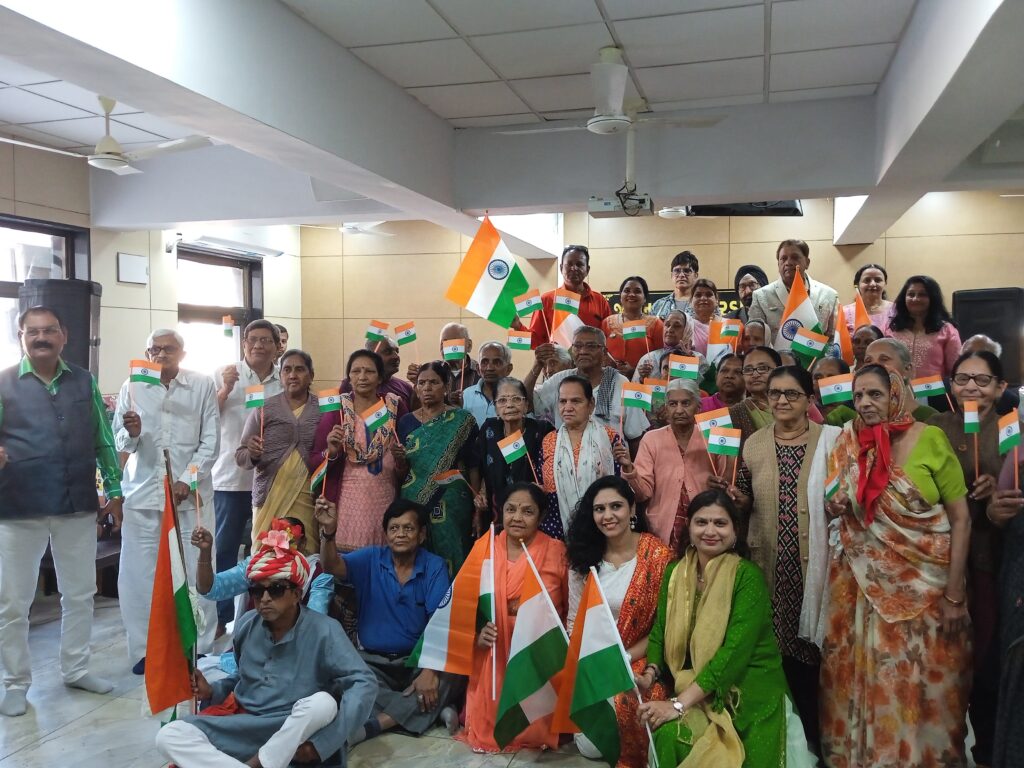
[942, 593, 965, 606]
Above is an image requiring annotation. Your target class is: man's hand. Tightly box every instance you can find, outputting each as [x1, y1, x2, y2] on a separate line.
[220, 365, 240, 397]
[390, 441, 407, 463]
[191, 526, 214, 552]
[313, 497, 337, 535]
[191, 669, 213, 700]
[534, 343, 557, 366]
[292, 742, 321, 764]
[449, 389, 464, 406]
[406, 362, 421, 385]
[970, 473, 997, 501]
[101, 497, 123, 533]
[246, 435, 264, 462]
[122, 411, 142, 438]
[0, 445, 7, 470]
[405, 669, 440, 713]
[988, 489, 1024, 528]
[636, 359, 654, 381]
[325, 425, 344, 459]
[172, 481, 190, 504]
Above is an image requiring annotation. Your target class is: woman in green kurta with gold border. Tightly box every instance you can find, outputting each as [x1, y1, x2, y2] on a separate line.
[637, 489, 815, 768]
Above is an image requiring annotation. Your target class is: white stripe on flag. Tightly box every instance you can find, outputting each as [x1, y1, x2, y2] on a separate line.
[507, 593, 560, 657]
[578, 602, 621, 660]
[465, 238, 515, 319]
[519, 681, 558, 723]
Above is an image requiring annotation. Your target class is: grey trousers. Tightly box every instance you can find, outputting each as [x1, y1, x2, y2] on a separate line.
[359, 651, 463, 734]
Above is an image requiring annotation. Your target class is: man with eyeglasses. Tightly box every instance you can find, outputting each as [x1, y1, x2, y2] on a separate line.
[650, 250, 703, 319]
[748, 239, 839, 344]
[460, 341, 513, 426]
[113, 328, 220, 674]
[155, 525, 375, 768]
[0, 306, 124, 716]
[314, 497, 458, 744]
[725, 265, 769, 323]
[523, 245, 612, 347]
[212, 320, 283, 638]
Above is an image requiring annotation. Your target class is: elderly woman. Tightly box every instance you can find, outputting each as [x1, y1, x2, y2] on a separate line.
[851, 323, 884, 370]
[566, 476, 673, 768]
[462, 482, 568, 753]
[700, 353, 745, 412]
[603, 275, 664, 379]
[688, 278, 720, 356]
[929, 350, 1009, 766]
[717, 365, 840, 749]
[475, 376, 554, 527]
[728, 346, 781, 443]
[820, 365, 971, 766]
[844, 264, 893, 332]
[637, 489, 814, 768]
[886, 275, 962, 380]
[739, 318, 767, 356]
[810, 356, 855, 426]
[311, 349, 404, 552]
[539, 375, 624, 540]
[633, 310, 707, 384]
[620, 378, 713, 549]
[236, 349, 321, 554]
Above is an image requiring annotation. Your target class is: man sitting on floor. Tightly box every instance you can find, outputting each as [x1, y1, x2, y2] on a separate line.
[315, 497, 460, 743]
[156, 527, 375, 768]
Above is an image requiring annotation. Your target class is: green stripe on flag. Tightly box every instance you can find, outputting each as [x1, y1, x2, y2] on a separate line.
[572, 700, 620, 766]
[494, 705, 531, 750]
[497, 628, 567, 707]
[484, 265, 530, 328]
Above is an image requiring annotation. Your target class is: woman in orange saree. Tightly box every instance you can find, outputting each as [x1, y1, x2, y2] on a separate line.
[461, 481, 568, 752]
[820, 365, 972, 767]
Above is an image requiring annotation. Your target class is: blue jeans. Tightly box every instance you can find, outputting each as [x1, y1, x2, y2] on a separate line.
[213, 490, 252, 626]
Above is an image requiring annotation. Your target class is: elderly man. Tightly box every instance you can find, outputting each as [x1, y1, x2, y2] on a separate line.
[864, 337, 938, 421]
[343, 336, 413, 410]
[114, 328, 220, 673]
[748, 239, 838, 344]
[155, 529, 375, 768]
[0, 306, 123, 716]
[459, 341, 513, 426]
[527, 326, 648, 451]
[315, 497, 456, 743]
[726, 265, 769, 323]
[212, 320, 283, 635]
[524, 245, 611, 347]
[407, 323, 481, 391]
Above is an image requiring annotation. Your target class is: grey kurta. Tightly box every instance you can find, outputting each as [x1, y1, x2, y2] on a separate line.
[186, 607, 375, 765]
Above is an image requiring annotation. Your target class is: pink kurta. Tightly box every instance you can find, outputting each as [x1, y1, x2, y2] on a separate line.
[886, 323, 962, 379]
[843, 301, 893, 333]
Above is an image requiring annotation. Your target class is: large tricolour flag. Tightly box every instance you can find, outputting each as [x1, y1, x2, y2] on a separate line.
[145, 478, 197, 714]
[494, 545, 569, 748]
[446, 216, 529, 328]
[774, 274, 821, 350]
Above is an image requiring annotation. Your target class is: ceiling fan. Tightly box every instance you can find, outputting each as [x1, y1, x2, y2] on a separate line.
[0, 95, 213, 175]
[495, 46, 726, 136]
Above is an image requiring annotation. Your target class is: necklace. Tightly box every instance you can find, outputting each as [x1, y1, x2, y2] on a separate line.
[774, 422, 810, 441]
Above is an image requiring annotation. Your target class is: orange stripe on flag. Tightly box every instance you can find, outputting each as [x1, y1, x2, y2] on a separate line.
[552, 573, 602, 733]
[854, 292, 871, 331]
[520, 560, 543, 603]
[445, 216, 501, 307]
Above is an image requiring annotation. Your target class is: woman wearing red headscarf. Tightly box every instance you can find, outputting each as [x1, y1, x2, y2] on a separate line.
[819, 364, 971, 767]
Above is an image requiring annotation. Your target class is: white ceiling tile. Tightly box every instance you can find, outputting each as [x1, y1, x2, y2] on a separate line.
[0, 56, 59, 87]
[770, 44, 895, 92]
[431, 0, 602, 35]
[771, 0, 915, 54]
[21, 116, 164, 146]
[636, 57, 764, 102]
[615, 5, 764, 68]
[0, 88, 94, 124]
[407, 82, 530, 119]
[112, 112, 196, 140]
[649, 93, 764, 111]
[280, 0, 454, 46]
[770, 83, 877, 103]
[603, 0, 761, 21]
[353, 39, 496, 88]
[20, 81, 137, 115]
[541, 109, 595, 120]
[472, 24, 614, 80]
[450, 114, 542, 128]
[0, 123, 83, 151]
[512, 73, 641, 113]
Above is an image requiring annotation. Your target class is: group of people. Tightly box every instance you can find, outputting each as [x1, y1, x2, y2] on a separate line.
[0, 235, 1020, 768]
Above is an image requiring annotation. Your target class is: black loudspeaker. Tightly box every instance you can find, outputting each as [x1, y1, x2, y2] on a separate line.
[952, 287, 1024, 387]
[18, 279, 102, 376]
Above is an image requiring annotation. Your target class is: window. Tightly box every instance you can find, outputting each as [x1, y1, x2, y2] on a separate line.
[176, 247, 264, 375]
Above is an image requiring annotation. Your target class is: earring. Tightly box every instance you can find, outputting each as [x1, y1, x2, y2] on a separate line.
[629, 515, 638, 531]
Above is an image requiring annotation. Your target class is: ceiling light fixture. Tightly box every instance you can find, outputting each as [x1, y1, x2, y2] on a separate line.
[657, 206, 687, 219]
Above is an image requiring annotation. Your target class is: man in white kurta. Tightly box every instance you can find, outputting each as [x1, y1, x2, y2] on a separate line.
[113, 329, 220, 668]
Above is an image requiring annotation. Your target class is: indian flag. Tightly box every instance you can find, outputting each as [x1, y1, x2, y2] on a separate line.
[361, 399, 389, 432]
[244, 385, 265, 408]
[508, 331, 532, 351]
[443, 339, 467, 361]
[998, 413, 1021, 454]
[668, 354, 699, 380]
[622, 321, 647, 341]
[222, 315, 233, 337]
[644, 377, 667, 404]
[445, 215, 530, 328]
[820, 373, 853, 405]
[719, 319, 742, 338]
[963, 401, 980, 434]
[831, 304, 854, 364]
[707, 320, 738, 368]
[408, 526, 495, 675]
[552, 569, 636, 766]
[395, 321, 417, 346]
[499, 430, 527, 463]
[188, 464, 198, 492]
[695, 408, 732, 438]
[853, 292, 872, 331]
[365, 320, 389, 342]
[911, 375, 946, 398]
[708, 427, 742, 456]
[621, 382, 653, 411]
[309, 458, 329, 494]
[553, 288, 581, 315]
[774, 274, 821, 350]
[551, 312, 585, 348]
[145, 478, 198, 714]
[434, 469, 466, 486]
[792, 328, 829, 360]
[494, 544, 569, 749]
[318, 389, 342, 413]
[130, 359, 162, 386]
[824, 468, 840, 500]
[514, 289, 543, 318]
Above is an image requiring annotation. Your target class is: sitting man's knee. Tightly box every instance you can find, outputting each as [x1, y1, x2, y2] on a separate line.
[297, 690, 338, 721]
[154, 719, 191, 753]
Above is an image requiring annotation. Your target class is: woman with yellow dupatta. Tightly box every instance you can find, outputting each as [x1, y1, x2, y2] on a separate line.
[638, 489, 814, 768]
[461, 481, 568, 753]
[820, 365, 971, 767]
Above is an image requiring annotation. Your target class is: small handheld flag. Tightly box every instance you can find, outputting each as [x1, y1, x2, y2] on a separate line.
[774, 274, 822, 350]
[853, 292, 871, 331]
[998, 413, 1021, 454]
[498, 430, 528, 464]
[361, 399, 389, 433]
[310, 458, 329, 494]
[911, 375, 946, 398]
[222, 315, 233, 337]
[365, 320, 389, 343]
[553, 288, 582, 315]
[832, 303, 854, 365]
[318, 389, 342, 413]
[708, 427, 742, 456]
[395, 321, 417, 346]
[244, 385, 265, 409]
[434, 470, 467, 486]
[508, 330, 532, 351]
[819, 374, 854, 405]
[963, 401, 980, 434]
[824, 468, 840, 500]
[719, 318, 742, 338]
[792, 328, 829, 360]
[442, 339, 467, 361]
[644, 377, 667, 404]
[695, 408, 733, 437]
[621, 383, 653, 411]
[514, 289, 543, 318]
[668, 354, 700, 380]
[130, 359, 162, 386]
[621, 321, 647, 341]
[188, 464, 199, 492]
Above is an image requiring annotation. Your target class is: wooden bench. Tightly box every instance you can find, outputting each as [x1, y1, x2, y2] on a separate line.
[39, 536, 121, 598]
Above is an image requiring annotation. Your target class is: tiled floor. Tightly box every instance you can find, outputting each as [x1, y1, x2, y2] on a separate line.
[0, 593, 595, 768]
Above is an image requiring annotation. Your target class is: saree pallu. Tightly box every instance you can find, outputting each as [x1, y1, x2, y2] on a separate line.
[251, 449, 317, 555]
[400, 408, 478, 575]
[820, 427, 972, 768]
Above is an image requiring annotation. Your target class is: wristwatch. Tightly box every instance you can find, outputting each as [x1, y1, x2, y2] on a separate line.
[670, 698, 685, 717]
[319, 528, 337, 542]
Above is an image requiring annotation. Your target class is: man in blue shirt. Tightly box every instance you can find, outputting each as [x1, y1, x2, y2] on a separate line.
[457, 341, 513, 426]
[315, 497, 460, 742]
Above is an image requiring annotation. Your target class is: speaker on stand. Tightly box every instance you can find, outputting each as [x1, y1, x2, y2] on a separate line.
[18, 279, 102, 376]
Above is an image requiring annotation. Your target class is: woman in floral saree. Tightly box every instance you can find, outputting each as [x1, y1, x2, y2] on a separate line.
[821, 364, 972, 767]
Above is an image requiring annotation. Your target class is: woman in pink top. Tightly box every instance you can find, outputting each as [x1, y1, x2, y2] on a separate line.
[886, 275, 962, 379]
[843, 264, 894, 333]
[619, 378, 712, 550]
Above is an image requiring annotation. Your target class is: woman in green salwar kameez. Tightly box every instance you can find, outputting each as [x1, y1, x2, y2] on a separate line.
[637, 489, 814, 768]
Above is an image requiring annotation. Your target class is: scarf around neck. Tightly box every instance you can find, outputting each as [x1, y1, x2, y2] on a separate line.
[854, 371, 914, 524]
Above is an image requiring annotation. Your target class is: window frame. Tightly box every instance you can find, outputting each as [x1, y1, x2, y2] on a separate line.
[0, 213, 90, 280]
[175, 245, 264, 332]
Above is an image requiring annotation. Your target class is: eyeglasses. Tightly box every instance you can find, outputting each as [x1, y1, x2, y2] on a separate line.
[742, 365, 773, 375]
[246, 336, 277, 347]
[247, 582, 295, 600]
[496, 396, 526, 405]
[767, 389, 806, 402]
[671, 267, 696, 276]
[386, 523, 418, 535]
[571, 342, 604, 352]
[952, 373, 997, 387]
[22, 326, 62, 338]
[147, 345, 180, 356]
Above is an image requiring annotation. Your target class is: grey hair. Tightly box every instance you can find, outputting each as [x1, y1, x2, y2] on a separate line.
[479, 341, 511, 364]
[745, 319, 769, 335]
[553, 346, 573, 364]
[961, 334, 1002, 357]
[573, 325, 606, 345]
[146, 328, 184, 349]
[440, 322, 470, 340]
[666, 377, 701, 398]
[868, 337, 911, 369]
